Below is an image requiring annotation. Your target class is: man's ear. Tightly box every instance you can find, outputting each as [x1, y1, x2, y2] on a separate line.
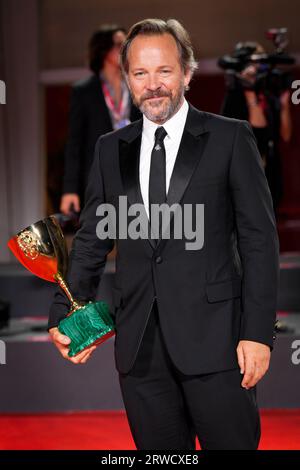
[184, 68, 192, 90]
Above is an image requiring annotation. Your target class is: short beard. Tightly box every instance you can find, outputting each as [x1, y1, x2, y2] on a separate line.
[131, 80, 185, 124]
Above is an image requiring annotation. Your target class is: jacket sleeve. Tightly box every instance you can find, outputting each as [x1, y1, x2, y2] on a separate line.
[48, 136, 114, 330]
[229, 120, 280, 349]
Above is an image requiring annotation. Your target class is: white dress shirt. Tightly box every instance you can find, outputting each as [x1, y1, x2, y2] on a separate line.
[139, 98, 189, 218]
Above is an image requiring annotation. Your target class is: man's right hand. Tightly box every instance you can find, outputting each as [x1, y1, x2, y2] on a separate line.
[60, 193, 80, 215]
[49, 327, 96, 364]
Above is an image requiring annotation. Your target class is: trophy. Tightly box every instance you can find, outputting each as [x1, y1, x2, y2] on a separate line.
[7, 215, 115, 357]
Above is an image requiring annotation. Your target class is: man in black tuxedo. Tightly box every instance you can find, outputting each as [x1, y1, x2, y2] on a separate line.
[48, 18, 279, 450]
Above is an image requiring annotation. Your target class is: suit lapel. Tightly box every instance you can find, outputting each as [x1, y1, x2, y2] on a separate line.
[156, 104, 210, 249]
[119, 132, 143, 207]
[119, 120, 156, 249]
[118, 103, 210, 251]
[166, 126, 209, 207]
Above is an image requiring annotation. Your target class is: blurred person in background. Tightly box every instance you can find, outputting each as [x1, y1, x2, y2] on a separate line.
[60, 24, 141, 215]
[221, 41, 292, 216]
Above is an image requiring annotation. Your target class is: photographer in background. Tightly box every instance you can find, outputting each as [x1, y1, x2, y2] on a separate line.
[220, 35, 293, 216]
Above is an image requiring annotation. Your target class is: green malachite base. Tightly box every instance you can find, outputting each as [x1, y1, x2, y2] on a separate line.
[58, 301, 115, 357]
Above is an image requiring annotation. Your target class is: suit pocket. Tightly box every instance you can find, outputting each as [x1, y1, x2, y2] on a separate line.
[205, 278, 242, 303]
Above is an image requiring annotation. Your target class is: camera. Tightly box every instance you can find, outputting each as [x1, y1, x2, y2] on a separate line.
[218, 28, 295, 95]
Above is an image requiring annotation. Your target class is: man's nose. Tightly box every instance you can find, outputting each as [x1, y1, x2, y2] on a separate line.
[146, 74, 161, 91]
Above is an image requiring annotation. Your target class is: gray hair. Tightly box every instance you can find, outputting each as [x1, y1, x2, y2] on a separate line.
[120, 18, 198, 77]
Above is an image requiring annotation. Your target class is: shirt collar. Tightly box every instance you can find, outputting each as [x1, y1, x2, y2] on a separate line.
[142, 97, 189, 144]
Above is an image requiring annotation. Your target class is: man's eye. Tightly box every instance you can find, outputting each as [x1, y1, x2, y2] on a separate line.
[134, 72, 144, 77]
[161, 70, 171, 74]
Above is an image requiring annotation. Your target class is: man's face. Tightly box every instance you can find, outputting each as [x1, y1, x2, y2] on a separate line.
[126, 33, 191, 124]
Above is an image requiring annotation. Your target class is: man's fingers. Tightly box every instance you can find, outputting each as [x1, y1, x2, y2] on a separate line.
[237, 346, 245, 375]
[80, 349, 94, 364]
[246, 366, 262, 388]
[79, 346, 97, 364]
[79, 353, 91, 364]
[242, 356, 270, 388]
[50, 327, 97, 363]
[241, 371, 254, 389]
[53, 331, 71, 346]
[69, 349, 91, 364]
[247, 362, 269, 388]
[60, 347, 70, 359]
[241, 355, 255, 389]
[69, 345, 97, 364]
[81, 346, 97, 362]
[237, 340, 271, 389]
[50, 331, 71, 358]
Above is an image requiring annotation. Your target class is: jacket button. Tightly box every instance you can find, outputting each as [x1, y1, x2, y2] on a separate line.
[155, 256, 162, 264]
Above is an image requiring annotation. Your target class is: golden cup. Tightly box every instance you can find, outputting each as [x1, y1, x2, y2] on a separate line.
[7, 215, 115, 356]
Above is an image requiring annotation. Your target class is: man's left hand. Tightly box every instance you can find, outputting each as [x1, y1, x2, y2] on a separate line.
[236, 340, 271, 389]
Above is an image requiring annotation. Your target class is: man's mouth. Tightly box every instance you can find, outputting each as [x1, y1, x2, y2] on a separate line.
[145, 95, 169, 103]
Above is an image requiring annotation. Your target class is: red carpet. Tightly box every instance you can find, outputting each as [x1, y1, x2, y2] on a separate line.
[0, 410, 299, 450]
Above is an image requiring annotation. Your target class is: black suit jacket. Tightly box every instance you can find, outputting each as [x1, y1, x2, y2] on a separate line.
[63, 73, 141, 200]
[49, 102, 280, 375]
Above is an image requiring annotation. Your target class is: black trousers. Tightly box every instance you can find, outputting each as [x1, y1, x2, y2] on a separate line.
[118, 301, 261, 450]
